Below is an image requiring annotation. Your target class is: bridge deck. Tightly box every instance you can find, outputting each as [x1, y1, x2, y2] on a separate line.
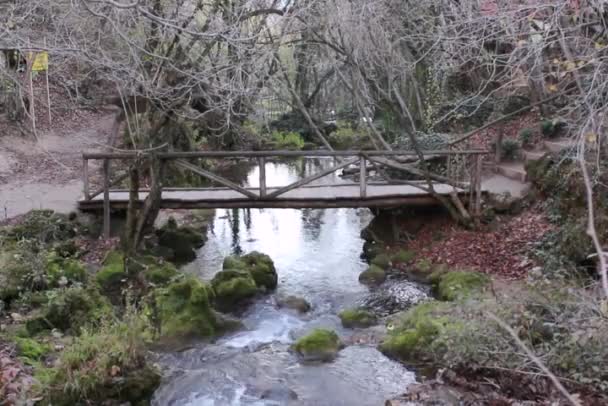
[78, 183, 468, 210]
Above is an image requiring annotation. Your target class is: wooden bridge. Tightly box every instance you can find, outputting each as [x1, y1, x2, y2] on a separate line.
[78, 149, 488, 236]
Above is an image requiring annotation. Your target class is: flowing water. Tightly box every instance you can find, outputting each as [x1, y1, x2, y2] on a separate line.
[152, 158, 426, 406]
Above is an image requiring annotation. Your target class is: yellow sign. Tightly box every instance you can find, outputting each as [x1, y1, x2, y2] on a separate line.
[31, 52, 48, 71]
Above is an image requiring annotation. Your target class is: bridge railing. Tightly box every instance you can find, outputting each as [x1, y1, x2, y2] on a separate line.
[81, 149, 489, 237]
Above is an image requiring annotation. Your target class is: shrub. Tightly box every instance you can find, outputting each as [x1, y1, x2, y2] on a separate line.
[271, 130, 305, 150]
[540, 119, 556, 137]
[328, 124, 361, 149]
[500, 139, 521, 161]
[518, 128, 533, 147]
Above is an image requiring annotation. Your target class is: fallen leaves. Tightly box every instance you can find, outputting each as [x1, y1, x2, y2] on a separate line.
[407, 210, 553, 279]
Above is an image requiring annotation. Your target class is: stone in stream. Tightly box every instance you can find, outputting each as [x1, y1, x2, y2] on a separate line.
[338, 308, 377, 328]
[276, 295, 311, 313]
[260, 386, 299, 402]
[361, 280, 429, 317]
[155, 217, 206, 264]
[358, 264, 386, 285]
[293, 328, 343, 362]
[223, 251, 278, 291]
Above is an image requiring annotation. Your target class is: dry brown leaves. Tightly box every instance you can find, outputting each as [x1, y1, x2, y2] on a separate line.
[408, 210, 553, 279]
[0, 344, 32, 405]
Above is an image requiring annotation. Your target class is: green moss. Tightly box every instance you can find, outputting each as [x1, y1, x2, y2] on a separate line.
[339, 308, 377, 328]
[222, 255, 247, 270]
[155, 276, 220, 339]
[358, 265, 386, 285]
[26, 287, 112, 335]
[293, 329, 342, 362]
[391, 250, 415, 264]
[241, 251, 277, 290]
[433, 271, 490, 301]
[156, 217, 206, 264]
[15, 337, 50, 360]
[212, 270, 258, 311]
[3, 210, 80, 243]
[380, 301, 457, 361]
[222, 251, 278, 291]
[370, 253, 391, 268]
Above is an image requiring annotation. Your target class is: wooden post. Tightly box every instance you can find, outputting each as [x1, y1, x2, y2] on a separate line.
[359, 155, 367, 198]
[258, 157, 266, 198]
[44, 38, 51, 124]
[474, 155, 482, 219]
[83, 158, 90, 200]
[103, 158, 111, 239]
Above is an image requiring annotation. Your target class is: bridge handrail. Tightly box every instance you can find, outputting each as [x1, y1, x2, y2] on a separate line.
[82, 149, 490, 160]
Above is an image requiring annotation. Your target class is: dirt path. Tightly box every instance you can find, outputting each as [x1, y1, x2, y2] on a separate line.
[0, 111, 117, 221]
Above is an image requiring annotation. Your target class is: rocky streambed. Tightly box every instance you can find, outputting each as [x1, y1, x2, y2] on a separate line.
[152, 159, 428, 405]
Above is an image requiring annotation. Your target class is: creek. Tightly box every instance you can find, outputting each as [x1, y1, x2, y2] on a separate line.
[152, 158, 428, 406]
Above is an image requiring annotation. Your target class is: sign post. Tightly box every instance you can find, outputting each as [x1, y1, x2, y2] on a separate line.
[31, 46, 51, 125]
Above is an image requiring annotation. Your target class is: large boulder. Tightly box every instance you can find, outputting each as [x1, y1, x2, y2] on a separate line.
[293, 329, 343, 362]
[155, 217, 206, 264]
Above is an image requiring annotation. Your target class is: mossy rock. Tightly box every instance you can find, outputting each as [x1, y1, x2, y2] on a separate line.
[241, 251, 277, 290]
[46, 253, 87, 287]
[358, 265, 386, 285]
[276, 295, 311, 313]
[391, 250, 415, 264]
[156, 217, 206, 264]
[0, 250, 29, 302]
[370, 253, 391, 268]
[211, 270, 258, 311]
[339, 308, 377, 328]
[222, 251, 278, 291]
[155, 276, 223, 340]
[15, 337, 50, 360]
[26, 287, 112, 335]
[380, 300, 460, 362]
[293, 329, 342, 362]
[432, 271, 490, 301]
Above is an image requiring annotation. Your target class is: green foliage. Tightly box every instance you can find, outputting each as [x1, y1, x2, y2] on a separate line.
[1, 210, 81, 243]
[293, 329, 342, 362]
[46, 253, 87, 287]
[395, 131, 450, 151]
[26, 287, 112, 335]
[46, 307, 160, 405]
[500, 138, 521, 160]
[518, 128, 533, 147]
[358, 264, 386, 285]
[328, 124, 363, 149]
[15, 337, 50, 360]
[270, 130, 305, 150]
[540, 119, 556, 137]
[339, 308, 377, 328]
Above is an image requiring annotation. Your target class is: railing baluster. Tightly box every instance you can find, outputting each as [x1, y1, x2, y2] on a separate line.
[359, 155, 367, 198]
[103, 158, 111, 239]
[258, 157, 266, 198]
[83, 157, 90, 200]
